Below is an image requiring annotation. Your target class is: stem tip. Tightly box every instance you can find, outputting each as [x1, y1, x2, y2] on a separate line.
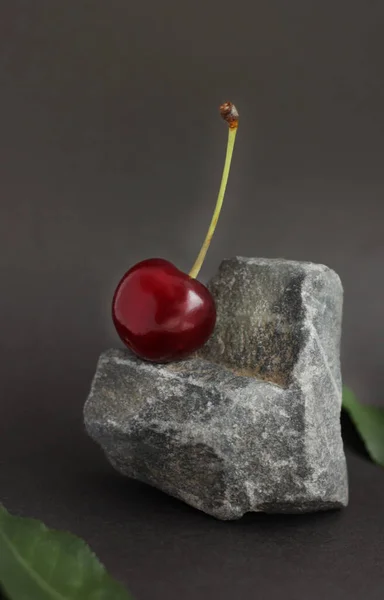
[219, 102, 239, 129]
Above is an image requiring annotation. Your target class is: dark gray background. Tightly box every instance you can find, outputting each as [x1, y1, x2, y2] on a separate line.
[0, 1, 383, 599]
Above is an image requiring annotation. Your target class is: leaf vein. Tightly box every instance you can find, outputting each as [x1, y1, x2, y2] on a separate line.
[0, 526, 69, 600]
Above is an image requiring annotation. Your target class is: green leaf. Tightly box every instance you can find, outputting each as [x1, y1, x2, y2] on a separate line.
[0, 505, 133, 600]
[342, 386, 384, 467]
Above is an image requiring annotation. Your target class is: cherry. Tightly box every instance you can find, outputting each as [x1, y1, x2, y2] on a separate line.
[112, 102, 239, 362]
[112, 258, 216, 362]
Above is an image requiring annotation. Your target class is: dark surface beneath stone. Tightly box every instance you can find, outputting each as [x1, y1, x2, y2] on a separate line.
[0, 417, 383, 600]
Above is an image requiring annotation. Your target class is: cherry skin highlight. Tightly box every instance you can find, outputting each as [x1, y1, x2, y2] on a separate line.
[112, 258, 216, 362]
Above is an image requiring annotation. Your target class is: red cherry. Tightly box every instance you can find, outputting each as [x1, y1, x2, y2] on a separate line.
[112, 258, 216, 362]
[111, 102, 239, 362]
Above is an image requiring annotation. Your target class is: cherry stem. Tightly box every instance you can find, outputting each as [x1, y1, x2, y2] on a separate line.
[189, 102, 239, 279]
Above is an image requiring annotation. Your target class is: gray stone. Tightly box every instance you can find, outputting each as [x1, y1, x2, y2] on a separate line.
[84, 257, 348, 520]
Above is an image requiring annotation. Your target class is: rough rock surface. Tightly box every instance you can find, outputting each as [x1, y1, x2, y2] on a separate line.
[84, 257, 348, 519]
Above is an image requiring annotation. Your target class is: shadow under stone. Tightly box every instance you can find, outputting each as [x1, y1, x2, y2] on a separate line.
[341, 410, 370, 462]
